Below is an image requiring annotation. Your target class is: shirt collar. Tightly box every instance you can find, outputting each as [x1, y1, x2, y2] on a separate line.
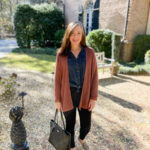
[69, 47, 85, 58]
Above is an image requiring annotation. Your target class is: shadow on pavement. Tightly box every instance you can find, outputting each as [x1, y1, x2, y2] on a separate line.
[98, 90, 142, 112]
[99, 76, 127, 87]
[117, 74, 150, 86]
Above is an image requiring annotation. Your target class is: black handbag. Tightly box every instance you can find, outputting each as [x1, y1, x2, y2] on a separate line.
[48, 109, 71, 150]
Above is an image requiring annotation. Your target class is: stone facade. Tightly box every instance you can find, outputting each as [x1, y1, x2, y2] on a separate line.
[147, 8, 150, 34]
[122, 0, 150, 61]
[63, 0, 150, 61]
[99, 0, 127, 34]
[64, 0, 97, 25]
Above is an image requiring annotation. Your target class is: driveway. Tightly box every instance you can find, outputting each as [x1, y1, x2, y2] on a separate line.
[0, 39, 18, 58]
[0, 67, 150, 150]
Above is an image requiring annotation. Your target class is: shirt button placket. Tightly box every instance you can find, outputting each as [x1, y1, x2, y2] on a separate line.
[78, 58, 81, 90]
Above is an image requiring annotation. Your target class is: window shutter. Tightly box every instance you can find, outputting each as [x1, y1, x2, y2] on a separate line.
[78, 4, 83, 22]
[92, 10, 99, 30]
[92, 0, 100, 30]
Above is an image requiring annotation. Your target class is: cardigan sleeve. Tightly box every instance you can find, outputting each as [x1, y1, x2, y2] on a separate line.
[54, 53, 62, 103]
[90, 50, 98, 101]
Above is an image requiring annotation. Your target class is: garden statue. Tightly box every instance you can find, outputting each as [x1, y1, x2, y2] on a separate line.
[9, 92, 29, 150]
[9, 106, 29, 150]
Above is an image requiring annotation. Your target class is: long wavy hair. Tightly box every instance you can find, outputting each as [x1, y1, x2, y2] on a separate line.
[58, 21, 87, 56]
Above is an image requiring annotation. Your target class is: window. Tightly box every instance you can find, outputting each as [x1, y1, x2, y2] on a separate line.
[84, 1, 94, 34]
[78, 4, 83, 22]
[83, 0, 100, 34]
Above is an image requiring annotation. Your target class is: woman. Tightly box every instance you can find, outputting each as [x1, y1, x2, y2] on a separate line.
[54, 22, 98, 150]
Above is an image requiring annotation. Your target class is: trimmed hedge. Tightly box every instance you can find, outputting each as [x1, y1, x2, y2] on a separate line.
[14, 4, 34, 48]
[54, 29, 65, 47]
[133, 35, 150, 63]
[86, 29, 122, 61]
[145, 50, 150, 64]
[14, 3, 64, 48]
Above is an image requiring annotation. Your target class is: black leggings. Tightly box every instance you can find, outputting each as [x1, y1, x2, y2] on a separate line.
[63, 87, 91, 148]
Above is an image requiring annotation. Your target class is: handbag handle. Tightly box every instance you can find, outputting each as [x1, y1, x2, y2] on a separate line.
[54, 109, 66, 130]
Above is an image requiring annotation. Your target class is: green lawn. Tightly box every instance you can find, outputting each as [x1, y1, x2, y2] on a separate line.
[0, 53, 56, 73]
[1, 49, 149, 75]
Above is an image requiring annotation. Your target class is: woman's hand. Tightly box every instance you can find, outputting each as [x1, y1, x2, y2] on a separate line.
[56, 102, 62, 111]
[88, 99, 96, 111]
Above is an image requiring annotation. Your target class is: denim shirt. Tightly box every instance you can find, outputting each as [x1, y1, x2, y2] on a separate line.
[68, 47, 86, 93]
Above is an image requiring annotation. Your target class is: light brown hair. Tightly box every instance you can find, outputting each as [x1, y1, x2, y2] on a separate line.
[58, 21, 87, 56]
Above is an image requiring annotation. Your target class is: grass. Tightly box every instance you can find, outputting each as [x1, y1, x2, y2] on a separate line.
[12, 47, 57, 56]
[1, 47, 149, 75]
[0, 52, 108, 74]
[0, 53, 56, 73]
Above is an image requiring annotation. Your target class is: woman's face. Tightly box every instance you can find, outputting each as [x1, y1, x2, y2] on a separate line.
[69, 25, 83, 47]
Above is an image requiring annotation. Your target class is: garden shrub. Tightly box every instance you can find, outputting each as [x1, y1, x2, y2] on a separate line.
[145, 50, 150, 64]
[113, 34, 122, 62]
[119, 62, 150, 75]
[14, 4, 35, 48]
[14, 3, 64, 48]
[86, 29, 122, 60]
[133, 35, 150, 63]
[54, 29, 65, 47]
[86, 29, 112, 57]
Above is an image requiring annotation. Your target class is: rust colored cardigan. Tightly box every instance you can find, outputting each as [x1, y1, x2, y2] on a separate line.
[54, 46, 98, 112]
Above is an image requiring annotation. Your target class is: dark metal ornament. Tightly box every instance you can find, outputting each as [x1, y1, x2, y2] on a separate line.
[9, 91, 29, 150]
